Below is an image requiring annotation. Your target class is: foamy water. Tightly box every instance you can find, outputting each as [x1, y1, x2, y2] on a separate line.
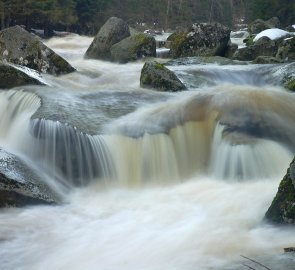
[0, 34, 294, 270]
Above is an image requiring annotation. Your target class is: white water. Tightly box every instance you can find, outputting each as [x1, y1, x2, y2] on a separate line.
[0, 34, 295, 270]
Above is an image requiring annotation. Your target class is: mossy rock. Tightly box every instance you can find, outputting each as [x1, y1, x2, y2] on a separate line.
[167, 32, 187, 58]
[85, 17, 130, 60]
[265, 158, 295, 224]
[140, 61, 186, 92]
[168, 23, 230, 59]
[110, 33, 156, 63]
[0, 26, 75, 75]
[284, 77, 295, 91]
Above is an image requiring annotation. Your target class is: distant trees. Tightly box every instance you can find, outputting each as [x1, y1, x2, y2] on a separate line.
[0, 0, 294, 36]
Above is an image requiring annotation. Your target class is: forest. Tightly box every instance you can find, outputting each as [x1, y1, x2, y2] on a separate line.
[0, 0, 294, 36]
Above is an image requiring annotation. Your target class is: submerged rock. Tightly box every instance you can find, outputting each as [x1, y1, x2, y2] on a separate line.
[85, 17, 130, 60]
[0, 62, 44, 88]
[0, 148, 59, 207]
[110, 33, 156, 63]
[0, 26, 75, 75]
[140, 61, 186, 91]
[169, 23, 230, 58]
[265, 158, 295, 224]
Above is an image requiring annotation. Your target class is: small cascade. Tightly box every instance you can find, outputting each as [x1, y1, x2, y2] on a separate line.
[105, 119, 215, 186]
[0, 90, 40, 151]
[209, 124, 293, 180]
[29, 118, 114, 187]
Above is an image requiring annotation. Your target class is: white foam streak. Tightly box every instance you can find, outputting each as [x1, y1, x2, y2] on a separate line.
[0, 179, 294, 270]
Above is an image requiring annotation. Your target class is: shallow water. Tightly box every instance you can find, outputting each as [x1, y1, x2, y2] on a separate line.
[0, 34, 295, 270]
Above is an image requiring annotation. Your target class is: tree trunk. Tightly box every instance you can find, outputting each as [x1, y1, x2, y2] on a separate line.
[0, 1, 4, 30]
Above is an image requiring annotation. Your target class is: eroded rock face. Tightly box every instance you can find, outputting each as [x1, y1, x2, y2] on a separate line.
[110, 33, 156, 63]
[0, 26, 75, 75]
[84, 17, 130, 60]
[265, 158, 295, 225]
[0, 62, 44, 88]
[169, 23, 230, 59]
[0, 148, 59, 207]
[140, 61, 186, 92]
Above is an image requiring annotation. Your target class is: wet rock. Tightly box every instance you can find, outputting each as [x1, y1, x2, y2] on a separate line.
[84, 17, 130, 60]
[140, 61, 186, 91]
[0, 148, 59, 207]
[249, 17, 280, 34]
[0, 26, 75, 75]
[110, 33, 156, 63]
[169, 23, 230, 59]
[265, 158, 295, 225]
[233, 37, 278, 61]
[252, 56, 282, 64]
[277, 37, 295, 62]
[0, 62, 44, 88]
[284, 76, 295, 91]
[224, 41, 238, 59]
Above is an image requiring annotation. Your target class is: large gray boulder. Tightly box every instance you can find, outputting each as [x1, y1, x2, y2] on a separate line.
[0, 62, 44, 88]
[169, 23, 230, 59]
[0, 26, 75, 75]
[110, 33, 156, 63]
[0, 148, 59, 207]
[85, 17, 130, 60]
[140, 61, 186, 92]
[233, 37, 278, 61]
[265, 158, 295, 224]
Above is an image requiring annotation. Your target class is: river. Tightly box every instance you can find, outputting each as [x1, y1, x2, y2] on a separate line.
[0, 34, 294, 270]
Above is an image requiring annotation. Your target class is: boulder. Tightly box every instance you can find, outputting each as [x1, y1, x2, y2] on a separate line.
[169, 23, 230, 59]
[265, 158, 295, 224]
[0, 148, 59, 207]
[84, 17, 130, 60]
[252, 56, 282, 64]
[0, 26, 75, 75]
[110, 33, 156, 63]
[284, 76, 295, 91]
[140, 61, 186, 91]
[249, 17, 280, 34]
[0, 62, 44, 88]
[233, 37, 278, 61]
[277, 37, 295, 61]
[224, 41, 238, 59]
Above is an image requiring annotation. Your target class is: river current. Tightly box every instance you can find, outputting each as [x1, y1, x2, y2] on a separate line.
[0, 34, 295, 270]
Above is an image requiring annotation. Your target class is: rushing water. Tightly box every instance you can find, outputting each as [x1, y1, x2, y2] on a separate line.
[0, 34, 295, 270]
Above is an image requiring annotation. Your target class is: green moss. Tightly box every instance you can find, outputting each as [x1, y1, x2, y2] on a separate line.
[168, 32, 187, 58]
[243, 35, 255, 46]
[265, 165, 295, 224]
[154, 62, 165, 70]
[285, 77, 295, 91]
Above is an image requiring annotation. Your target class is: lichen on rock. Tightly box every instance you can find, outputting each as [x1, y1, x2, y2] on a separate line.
[140, 61, 186, 92]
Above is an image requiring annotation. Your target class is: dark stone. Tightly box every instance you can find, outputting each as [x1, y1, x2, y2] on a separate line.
[224, 41, 238, 59]
[140, 61, 186, 91]
[0, 63, 44, 88]
[252, 56, 282, 64]
[249, 17, 280, 34]
[233, 37, 278, 61]
[265, 158, 295, 224]
[110, 33, 156, 63]
[0, 26, 75, 75]
[84, 17, 130, 60]
[169, 23, 230, 59]
[0, 148, 59, 207]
